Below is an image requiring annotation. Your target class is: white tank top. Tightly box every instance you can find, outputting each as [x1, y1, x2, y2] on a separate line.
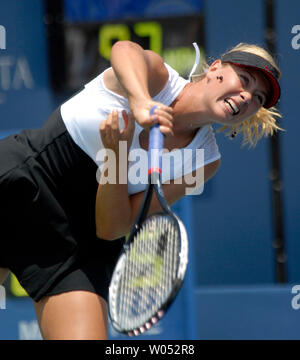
[60, 63, 221, 195]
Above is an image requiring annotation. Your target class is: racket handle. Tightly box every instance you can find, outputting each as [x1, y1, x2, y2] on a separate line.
[148, 106, 164, 174]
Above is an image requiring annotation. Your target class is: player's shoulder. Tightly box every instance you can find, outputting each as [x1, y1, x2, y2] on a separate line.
[144, 50, 168, 76]
[144, 50, 169, 97]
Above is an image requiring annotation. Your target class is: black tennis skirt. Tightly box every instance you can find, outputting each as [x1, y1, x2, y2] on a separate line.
[0, 108, 124, 302]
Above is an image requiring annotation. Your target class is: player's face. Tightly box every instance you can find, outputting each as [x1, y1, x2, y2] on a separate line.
[203, 61, 270, 126]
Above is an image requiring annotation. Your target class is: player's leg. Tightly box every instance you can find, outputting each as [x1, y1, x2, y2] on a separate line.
[0, 268, 9, 285]
[33, 290, 108, 340]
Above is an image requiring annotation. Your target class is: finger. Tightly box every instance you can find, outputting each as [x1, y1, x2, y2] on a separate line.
[99, 119, 106, 132]
[99, 114, 110, 133]
[140, 114, 159, 129]
[153, 107, 174, 122]
[100, 112, 112, 130]
[121, 110, 128, 129]
[155, 104, 174, 115]
[157, 116, 174, 132]
[159, 125, 174, 137]
[110, 109, 119, 131]
[105, 111, 113, 128]
[120, 111, 135, 137]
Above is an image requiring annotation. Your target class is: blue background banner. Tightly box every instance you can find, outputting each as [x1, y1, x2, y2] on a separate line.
[0, 0, 55, 130]
[64, 0, 204, 22]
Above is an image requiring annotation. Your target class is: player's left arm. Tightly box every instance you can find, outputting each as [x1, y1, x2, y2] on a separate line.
[96, 159, 220, 240]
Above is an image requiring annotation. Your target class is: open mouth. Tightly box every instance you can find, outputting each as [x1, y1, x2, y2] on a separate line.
[224, 98, 240, 116]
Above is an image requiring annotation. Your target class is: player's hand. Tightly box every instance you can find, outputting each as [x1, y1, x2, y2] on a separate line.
[100, 109, 135, 155]
[129, 98, 174, 136]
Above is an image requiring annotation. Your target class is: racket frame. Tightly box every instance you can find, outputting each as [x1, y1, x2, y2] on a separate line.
[108, 107, 188, 335]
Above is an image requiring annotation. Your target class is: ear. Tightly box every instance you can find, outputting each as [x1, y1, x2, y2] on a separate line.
[205, 59, 222, 82]
[208, 59, 222, 72]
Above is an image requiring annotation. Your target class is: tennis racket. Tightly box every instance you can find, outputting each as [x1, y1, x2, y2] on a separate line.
[108, 105, 188, 336]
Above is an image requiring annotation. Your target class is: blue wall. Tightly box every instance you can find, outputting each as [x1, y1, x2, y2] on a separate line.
[196, 0, 300, 286]
[196, 0, 274, 285]
[0, 0, 55, 131]
[275, 0, 300, 282]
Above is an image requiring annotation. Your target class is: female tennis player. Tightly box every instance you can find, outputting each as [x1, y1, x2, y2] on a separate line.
[0, 40, 281, 339]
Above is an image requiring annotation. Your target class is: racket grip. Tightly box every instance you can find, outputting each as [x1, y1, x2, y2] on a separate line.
[148, 106, 164, 174]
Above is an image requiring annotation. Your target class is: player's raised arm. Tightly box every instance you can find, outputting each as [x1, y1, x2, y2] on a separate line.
[110, 40, 174, 136]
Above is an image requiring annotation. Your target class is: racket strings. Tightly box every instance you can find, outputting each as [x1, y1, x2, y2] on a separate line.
[116, 214, 180, 330]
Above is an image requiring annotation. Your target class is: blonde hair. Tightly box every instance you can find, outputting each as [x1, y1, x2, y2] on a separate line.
[191, 43, 283, 147]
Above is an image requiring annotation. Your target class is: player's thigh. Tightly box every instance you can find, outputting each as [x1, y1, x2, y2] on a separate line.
[33, 290, 108, 340]
[0, 268, 9, 285]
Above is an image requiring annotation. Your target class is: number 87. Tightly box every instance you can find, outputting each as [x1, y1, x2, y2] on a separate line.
[98, 21, 162, 59]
